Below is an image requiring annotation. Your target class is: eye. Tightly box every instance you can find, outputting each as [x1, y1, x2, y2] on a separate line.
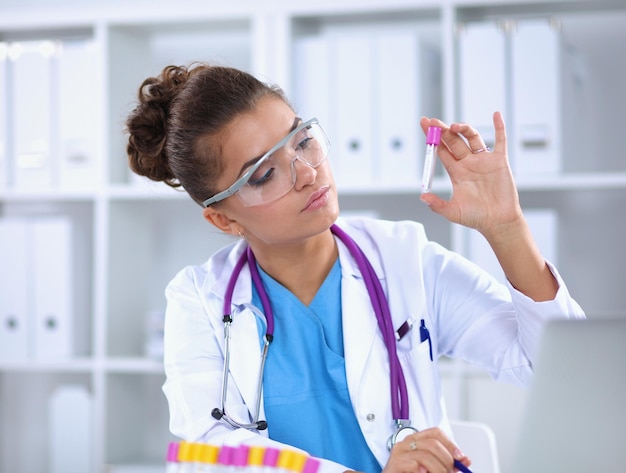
[296, 136, 313, 151]
[248, 166, 275, 187]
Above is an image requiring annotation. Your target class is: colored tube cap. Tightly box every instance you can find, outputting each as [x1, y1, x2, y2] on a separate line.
[166, 442, 179, 463]
[248, 446, 265, 466]
[233, 445, 250, 467]
[303, 457, 321, 473]
[263, 447, 280, 467]
[199, 444, 219, 465]
[426, 126, 442, 145]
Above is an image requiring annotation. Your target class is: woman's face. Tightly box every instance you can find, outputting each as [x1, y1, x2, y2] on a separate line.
[205, 96, 339, 247]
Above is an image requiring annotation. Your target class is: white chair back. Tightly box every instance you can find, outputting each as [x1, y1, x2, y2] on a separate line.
[449, 420, 501, 473]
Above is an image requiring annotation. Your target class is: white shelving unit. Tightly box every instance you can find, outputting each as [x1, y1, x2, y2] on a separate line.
[1, 1, 624, 472]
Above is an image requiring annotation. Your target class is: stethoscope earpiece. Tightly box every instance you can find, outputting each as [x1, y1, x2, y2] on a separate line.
[211, 408, 224, 420]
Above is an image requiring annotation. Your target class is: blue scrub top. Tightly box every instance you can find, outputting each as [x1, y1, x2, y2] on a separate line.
[251, 259, 381, 473]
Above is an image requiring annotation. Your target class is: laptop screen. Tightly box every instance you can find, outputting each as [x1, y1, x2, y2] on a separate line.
[512, 318, 626, 473]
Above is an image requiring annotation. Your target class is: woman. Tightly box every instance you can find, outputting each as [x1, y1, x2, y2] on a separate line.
[126, 63, 584, 473]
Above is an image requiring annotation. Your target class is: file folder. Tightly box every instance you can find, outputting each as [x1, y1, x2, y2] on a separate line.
[11, 40, 54, 190]
[292, 35, 332, 136]
[458, 22, 507, 150]
[332, 33, 374, 189]
[375, 32, 421, 188]
[48, 384, 92, 473]
[0, 43, 7, 189]
[511, 20, 561, 176]
[32, 217, 73, 358]
[0, 218, 30, 359]
[56, 38, 99, 190]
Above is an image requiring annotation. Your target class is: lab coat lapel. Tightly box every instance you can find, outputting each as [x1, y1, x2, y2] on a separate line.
[218, 252, 265, 422]
[337, 240, 380, 398]
[229, 307, 262, 395]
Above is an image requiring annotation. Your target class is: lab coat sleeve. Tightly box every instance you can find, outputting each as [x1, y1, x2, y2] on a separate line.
[423, 242, 585, 387]
[162, 264, 237, 441]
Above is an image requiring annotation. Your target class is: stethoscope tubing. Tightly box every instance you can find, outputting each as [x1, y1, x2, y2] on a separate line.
[330, 225, 409, 421]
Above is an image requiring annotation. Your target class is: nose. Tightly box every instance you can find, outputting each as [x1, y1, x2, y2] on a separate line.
[292, 157, 318, 190]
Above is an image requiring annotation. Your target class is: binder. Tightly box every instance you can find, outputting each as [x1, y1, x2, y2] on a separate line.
[332, 33, 374, 190]
[0, 218, 30, 359]
[0, 43, 7, 189]
[511, 20, 561, 176]
[48, 384, 92, 473]
[11, 40, 54, 190]
[375, 32, 421, 188]
[32, 217, 73, 358]
[56, 38, 99, 190]
[292, 35, 332, 133]
[458, 22, 507, 150]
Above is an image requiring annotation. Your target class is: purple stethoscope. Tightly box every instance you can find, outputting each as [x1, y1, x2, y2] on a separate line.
[211, 224, 472, 473]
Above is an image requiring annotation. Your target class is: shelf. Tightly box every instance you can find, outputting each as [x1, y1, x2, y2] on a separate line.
[0, 188, 97, 203]
[2, 2, 625, 473]
[105, 358, 164, 374]
[0, 357, 95, 373]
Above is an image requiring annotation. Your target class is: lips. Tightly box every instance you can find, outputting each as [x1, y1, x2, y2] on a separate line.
[303, 185, 330, 211]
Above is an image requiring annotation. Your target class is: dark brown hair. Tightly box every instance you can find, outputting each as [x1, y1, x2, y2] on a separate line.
[125, 63, 289, 206]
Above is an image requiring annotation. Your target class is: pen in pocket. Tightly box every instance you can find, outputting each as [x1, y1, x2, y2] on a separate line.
[419, 319, 433, 361]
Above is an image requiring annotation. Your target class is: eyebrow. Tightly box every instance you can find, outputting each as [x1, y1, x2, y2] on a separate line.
[236, 116, 302, 178]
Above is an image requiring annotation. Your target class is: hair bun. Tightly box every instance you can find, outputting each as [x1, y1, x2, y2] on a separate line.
[126, 65, 192, 186]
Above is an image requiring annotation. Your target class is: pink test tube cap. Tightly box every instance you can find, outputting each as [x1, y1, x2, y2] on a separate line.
[263, 447, 280, 467]
[218, 445, 234, 465]
[233, 445, 250, 467]
[303, 457, 321, 473]
[426, 126, 442, 145]
[166, 442, 179, 463]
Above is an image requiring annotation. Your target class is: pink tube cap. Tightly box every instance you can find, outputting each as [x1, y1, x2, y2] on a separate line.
[263, 447, 280, 467]
[166, 442, 179, 463]
[426, 126, 442, 145]
[303, 457, 321, 473]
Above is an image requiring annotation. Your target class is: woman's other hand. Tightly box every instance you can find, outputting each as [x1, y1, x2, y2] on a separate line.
[382, 428, 471, 473]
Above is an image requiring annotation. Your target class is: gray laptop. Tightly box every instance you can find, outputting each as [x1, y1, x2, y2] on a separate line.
[512, 318, 626, 472]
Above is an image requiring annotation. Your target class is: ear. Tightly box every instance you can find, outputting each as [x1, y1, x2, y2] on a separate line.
[202, 206, 240, 236]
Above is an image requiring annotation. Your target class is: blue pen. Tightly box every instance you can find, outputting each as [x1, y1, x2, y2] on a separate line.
[454, 459, 472, 473]
[419, 319, 433, 362]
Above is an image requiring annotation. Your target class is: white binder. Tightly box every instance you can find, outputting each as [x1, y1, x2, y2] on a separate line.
[0, 218, 30, 359]
[511, 20, 561, 176]
[32, 217, 73, 358]
[11, 40, 54, 190]
[0, 42, 7, 189]
[292, 35, 332, 133]
[56, 38, 99, 190]
[458, 22, 507, 150]
[332, 33, 374, 190]
[48, 384, 92, 473]
[375, 32, 421, 188]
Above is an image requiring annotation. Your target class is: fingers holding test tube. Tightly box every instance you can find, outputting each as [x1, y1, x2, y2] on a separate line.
[418, 111, 522, 235]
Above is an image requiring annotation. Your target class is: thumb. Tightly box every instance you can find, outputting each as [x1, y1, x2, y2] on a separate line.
[420, 193, 455, 222]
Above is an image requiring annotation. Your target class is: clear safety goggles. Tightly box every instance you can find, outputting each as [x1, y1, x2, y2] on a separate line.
[202, 118, 330, 208]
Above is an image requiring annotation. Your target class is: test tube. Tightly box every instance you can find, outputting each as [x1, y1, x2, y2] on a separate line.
[421, 126, 442, 194]
[196, 444, 219, 472]
[166, 442, 180, 473]
[247, 446, 266, 473]
[302, 458, 321, 473]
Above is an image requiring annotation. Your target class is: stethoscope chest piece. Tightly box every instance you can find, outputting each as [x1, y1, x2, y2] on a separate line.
[387, 420, 418, 450]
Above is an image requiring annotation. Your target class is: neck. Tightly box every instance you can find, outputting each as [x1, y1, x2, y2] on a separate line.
[247, 229, 338, 306]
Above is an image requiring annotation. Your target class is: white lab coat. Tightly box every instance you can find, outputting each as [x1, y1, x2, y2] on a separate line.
[163, 217, 584, 473]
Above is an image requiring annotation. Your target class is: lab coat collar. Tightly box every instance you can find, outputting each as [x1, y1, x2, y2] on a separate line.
[209, 240, 253, 308]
